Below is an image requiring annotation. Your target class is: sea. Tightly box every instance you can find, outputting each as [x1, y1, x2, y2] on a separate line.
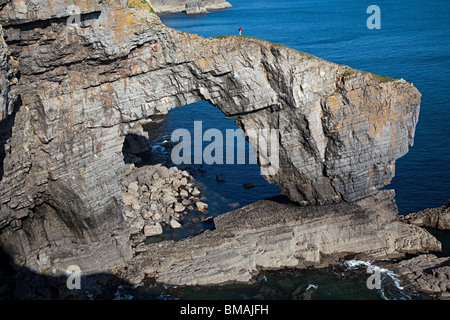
[122, 0, 450, 300]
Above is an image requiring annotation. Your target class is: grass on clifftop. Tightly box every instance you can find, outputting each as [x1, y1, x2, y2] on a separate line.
[211, 35, 316, 60]
[212, 35, 396, 81]
[342, 67, 396, 83]
[128, 0, 157, 14]
[370, 73, 395, 83]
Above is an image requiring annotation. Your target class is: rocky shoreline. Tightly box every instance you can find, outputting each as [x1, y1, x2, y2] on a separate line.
[0, 0, 443, 301]
[116, 161, 450, 300]
[390, 254, 450, 300]
[114, 190, 441, 286]
[388, 201, 450, 299]
[400, 200, 450, 230]
[111, 192, 450, 300]
[0, 0, 423, 277]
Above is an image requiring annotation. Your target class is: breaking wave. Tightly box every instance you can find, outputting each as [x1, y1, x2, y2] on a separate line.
[343, 260, 411, 300]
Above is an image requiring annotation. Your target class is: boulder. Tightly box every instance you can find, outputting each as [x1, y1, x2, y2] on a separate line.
[155, 165, 169, 179]
[182, 199, 192, 207]
[174, 202, 185, 213]
[191, 187, 201, 197]
[123, 210, 136, 219]
[141, 210, 153, 220]
[144, 223, 163, 237]
[130, 216, 145, 234]
[152, 212, 162, 221]
[161, 195, 177, 206]
[216, 175, 226, 182]
[180, 177, 188, 186]
[131, 202, 141, 211]
[169, 219, 182, 229]
[179, 189, 189, 199]
[196, 202, 209, 212]
[181, 170, 190, 178]
[123, 193, 138, 207]
[128, 181, 139, 193]
[168, 167, 178, 175]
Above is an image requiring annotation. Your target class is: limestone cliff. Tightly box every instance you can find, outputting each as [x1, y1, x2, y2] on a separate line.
[0, 1, 423, 275]
[400, 201, 450, 230]
[151, 0, 232, 14]
[122, 190, 440, 286]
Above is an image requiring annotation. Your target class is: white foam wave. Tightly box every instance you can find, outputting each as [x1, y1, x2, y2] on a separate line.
[344, 260, 407, 300]
[306, 284, 318, 291]
[151, 144, 165, 151]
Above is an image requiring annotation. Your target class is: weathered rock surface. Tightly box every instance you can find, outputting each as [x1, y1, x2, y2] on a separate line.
[391, 254, 450, 300]
[0, 0, 104, 25]
[151, 0, 231, 14]
[144, 223, 163, 236]
[0, 1, 422, 275]
[185, 2, 207, 14]
[400, 201, 450, 230]
[120, 190, 440, 286]
[120, 163, 204, 245]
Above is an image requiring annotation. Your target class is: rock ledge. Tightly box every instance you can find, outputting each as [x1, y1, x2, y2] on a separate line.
[118, 190, 440, 286]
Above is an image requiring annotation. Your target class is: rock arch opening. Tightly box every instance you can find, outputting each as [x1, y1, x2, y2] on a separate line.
[0, 2, 423, 277]
[120, 100, 281, 244]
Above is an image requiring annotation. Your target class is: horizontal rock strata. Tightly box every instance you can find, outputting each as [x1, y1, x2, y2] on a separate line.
[120, 190, 441, 286]
[0, 1, 422, 275]
[391, 254, 450, 300]
[185, 2, 207, 15]
[151, 0, 232, 13]
[400, 201, 450, 230]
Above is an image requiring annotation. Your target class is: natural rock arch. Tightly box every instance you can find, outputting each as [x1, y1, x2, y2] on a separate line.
[0, 5, 420, 273]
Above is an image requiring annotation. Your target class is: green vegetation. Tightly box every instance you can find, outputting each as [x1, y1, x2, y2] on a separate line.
[212, 35, 255, 40]
[128, 0, 157, 15]
[342, 69, 356, 78]
[213, 34, 233, 39]
[341, 67, 395, 83]
[30, 121, 37, 136]
[211, 35, 317, 60]
[370, 73, 395, 83]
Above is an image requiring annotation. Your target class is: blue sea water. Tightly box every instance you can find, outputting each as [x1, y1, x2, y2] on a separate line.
[133, 0, 450, 300]
[159, 0, 450, 215]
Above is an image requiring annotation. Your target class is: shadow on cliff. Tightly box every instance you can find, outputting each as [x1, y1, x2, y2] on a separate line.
[122, 133, 154, 165]
[0, 247, 135, 300]
[0, 96, 21, 181]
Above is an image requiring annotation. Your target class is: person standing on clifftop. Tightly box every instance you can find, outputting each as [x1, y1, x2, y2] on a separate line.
[239, 26, 242, 35]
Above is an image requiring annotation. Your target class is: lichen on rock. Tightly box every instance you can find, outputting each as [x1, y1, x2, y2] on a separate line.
[0, 1, 428, 279]
[128, 0, 157, 14]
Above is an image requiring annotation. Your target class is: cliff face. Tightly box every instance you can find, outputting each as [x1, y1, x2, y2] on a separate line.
[400, 201, 450, 230]
[151, 0, 232, 14]
[0, 2, 422, 274]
